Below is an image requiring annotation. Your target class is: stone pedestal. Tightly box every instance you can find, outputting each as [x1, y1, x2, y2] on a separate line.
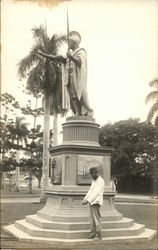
[62, 116, 100, 146]
[4, 116, 156, 242]
[39, 116, 122, 239]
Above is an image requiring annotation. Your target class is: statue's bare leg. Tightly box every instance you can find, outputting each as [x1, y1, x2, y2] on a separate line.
[72, 98, 81, 116]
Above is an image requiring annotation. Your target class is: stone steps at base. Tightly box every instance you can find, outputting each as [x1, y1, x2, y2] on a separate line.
[15, 219, 145, 239]
[3, 224, 157, 243]
[26, 214, 134, 230]
[37, 210, 123, 222]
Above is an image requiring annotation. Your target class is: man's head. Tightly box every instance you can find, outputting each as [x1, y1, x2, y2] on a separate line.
[69, 31, 81, 49]
[90, 167, 99, 180]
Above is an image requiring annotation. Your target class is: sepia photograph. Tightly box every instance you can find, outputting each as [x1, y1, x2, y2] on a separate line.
[1, 0, 158, 249]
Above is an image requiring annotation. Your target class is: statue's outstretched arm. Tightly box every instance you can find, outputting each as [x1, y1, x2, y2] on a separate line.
[67, 51, 81, 67]
[37, 50, 66, 63]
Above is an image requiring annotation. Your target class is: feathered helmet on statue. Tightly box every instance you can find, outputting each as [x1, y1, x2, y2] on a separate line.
[69, 31, 81, 45]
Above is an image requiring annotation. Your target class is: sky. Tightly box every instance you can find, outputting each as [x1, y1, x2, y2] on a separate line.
[1, 0, 158, 127]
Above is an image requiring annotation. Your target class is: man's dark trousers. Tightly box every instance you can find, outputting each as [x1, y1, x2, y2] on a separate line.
[89, 204, 102, 237]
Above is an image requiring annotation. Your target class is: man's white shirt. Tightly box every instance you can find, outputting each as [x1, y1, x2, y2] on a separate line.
[84, 176, 105, 206]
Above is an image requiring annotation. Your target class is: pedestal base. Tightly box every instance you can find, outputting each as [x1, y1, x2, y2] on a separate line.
[4, 193, 156, 242]
[4, 189, 156, 241]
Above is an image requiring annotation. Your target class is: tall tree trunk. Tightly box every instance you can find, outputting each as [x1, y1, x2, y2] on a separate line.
[53, 111, 58, 146]
[0, 153, 4, 190]
[38, 178, 41, 188]
[40, 94, 50, 203]
[15, 140, 20, 192]
[1, 108, 7, 190]
[28, 170, 32, 194]
[28, 97, 38, 194]
[0, 172, 3, 190]
[9, 168, 11, 191]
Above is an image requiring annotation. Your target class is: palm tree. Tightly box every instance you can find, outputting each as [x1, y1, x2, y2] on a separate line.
[18, 25, 66, 202]
[145, 78, 158, 126]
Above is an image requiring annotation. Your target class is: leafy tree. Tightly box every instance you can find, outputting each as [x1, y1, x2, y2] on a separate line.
[0, 93, 21, 189]
[99, 118, 157, 181]
[21, 95, 43, 193]
[0, 93, 21, 112]
[21, 101, 44, 134]
[145, 78, 158, 126]
[25, 123, 43, 193]
[1, 154, 17, 191]
[31, 155, 42, 189]
[19, 155, 42, 190]
[21, 92, 52, 193]
[26, 125, 53, 187]
[0, 118, 13, 155]
[7, 117, 29, 191]
[0, 93, 21, 153]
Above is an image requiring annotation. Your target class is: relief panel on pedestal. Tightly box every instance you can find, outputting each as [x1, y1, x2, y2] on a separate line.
[77, 154, 104, 184]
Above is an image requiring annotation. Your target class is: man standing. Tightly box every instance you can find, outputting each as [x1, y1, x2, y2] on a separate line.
[82, 167, 105, 240]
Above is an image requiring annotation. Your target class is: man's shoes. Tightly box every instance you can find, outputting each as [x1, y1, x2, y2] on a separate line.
[87, 233, 95, 239]
[95, 235, 102, 240]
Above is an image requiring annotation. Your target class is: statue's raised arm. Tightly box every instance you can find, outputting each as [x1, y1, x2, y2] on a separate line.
[37, 50, 66, 63]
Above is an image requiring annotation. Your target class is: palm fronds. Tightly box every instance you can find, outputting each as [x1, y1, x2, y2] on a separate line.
[149, 79, 158, 88]
[29, 42, 44, 57]
[18, 25, 50, 78]
[18, 24, 67, 115]
[18, 43, 42, 78]
[147, 103, 158, 122]
[146, 78, 158, 125]
[32, 25, 50, 51]
[27, 64, 44, 96]
[145, 91, 158, 104]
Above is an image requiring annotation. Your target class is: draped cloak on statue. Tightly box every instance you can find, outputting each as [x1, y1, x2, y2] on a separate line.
[61, 48, 93, 115]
